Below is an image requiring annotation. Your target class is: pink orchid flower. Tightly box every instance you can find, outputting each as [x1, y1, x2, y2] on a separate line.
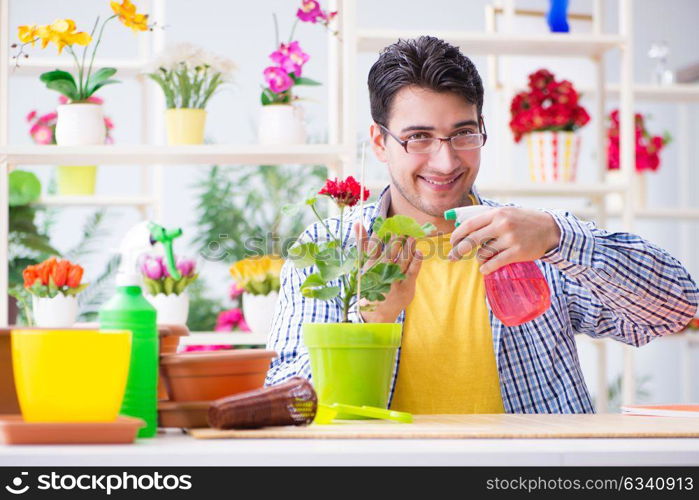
[26, 110, 37, 122]
[270, 41, 309, 77]
[38, 112, 57, 124]
[264, 66, 293, 93]
[296, 0, 324, 23]
[229, 281, 244, 299]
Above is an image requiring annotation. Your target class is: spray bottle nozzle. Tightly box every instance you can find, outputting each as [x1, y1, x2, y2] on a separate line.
[148, 222, 183, 281]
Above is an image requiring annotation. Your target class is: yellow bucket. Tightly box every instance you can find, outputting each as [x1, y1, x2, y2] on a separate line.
[165, 108, 206, 145]
[11, 329, 132, 422]
[56, 166, 97, 195]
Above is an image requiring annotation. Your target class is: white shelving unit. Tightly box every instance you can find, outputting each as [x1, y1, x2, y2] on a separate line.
[1, 0, 697, 408]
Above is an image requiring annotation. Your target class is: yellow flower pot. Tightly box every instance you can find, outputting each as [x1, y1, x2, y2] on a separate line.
[11, 329, 132, 422]
[56, 166, 97, 195]
[165, 108, 206, 145]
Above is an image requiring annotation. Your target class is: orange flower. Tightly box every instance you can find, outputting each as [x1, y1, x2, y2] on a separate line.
[37, 257, 58, 286]
[23, 265, 39, 288]
[66, 264, 84, 288]
[52, 260, 71, 288]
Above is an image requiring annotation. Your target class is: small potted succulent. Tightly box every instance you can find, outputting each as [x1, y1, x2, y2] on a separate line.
[287, 176, 434, 414]
[141, 255, 198, 325]
[23, 257, 88, 327]
[229, 255, 284, 336]
[145, 43, 236, 145]
[14, 1, 150, 145]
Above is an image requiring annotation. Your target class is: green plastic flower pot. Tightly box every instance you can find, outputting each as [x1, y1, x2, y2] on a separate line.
[303, 322, 401, 419]
[57, 166, 97, 195]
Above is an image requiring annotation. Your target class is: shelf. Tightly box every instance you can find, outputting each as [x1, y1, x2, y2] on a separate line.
[476, 183, 627, 197]
[7, 58, 147, 77]
[0, 144, 349, 166]
[180, 331, 267, 347]
[36, 195, 155, 207]
[601, 84, 699, 102]
[357, 31, 624, 58]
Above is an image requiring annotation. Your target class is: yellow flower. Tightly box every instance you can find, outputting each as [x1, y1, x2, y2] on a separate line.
[229, 255, 285, 290]
[17, 24, 40, 46]
[31, 19, 91, 54]
[111, 0, 149, 32]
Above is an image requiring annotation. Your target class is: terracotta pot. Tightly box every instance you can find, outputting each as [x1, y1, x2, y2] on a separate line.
[158, 401, 209, 429]
[157, 324, 190, 401]
[0, 328, 20, 414]
[160, 349, 277, 402]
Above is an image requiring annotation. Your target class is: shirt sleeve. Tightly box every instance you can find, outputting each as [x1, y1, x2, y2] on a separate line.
[540, 209, 699, 347]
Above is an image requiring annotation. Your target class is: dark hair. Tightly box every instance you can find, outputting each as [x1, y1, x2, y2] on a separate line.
[367, 36, 484, 127]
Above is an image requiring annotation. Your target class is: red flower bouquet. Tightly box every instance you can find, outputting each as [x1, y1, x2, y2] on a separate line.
[510, 69, 590, 143]
[607, 110, 671, 173]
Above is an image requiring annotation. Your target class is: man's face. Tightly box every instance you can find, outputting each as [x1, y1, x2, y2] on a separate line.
[370, 85, 481, 219]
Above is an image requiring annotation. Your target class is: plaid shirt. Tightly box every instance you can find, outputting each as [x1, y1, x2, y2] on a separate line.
[266, 186, 698, 413]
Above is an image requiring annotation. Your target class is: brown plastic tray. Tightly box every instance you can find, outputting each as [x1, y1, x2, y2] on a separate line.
[158, 401, 210, 429]
[0, 415, 145, 445]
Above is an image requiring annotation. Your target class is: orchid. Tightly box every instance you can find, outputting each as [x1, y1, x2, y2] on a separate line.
[270, 41, 310, 77]
[26, 97, 115, 145]
[214, 308, 251, 332]
[296, 0, 338, 29]
[13, 2, 151, 101]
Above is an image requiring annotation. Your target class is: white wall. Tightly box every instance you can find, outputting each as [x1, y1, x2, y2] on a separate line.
[6, 0, 699, 406]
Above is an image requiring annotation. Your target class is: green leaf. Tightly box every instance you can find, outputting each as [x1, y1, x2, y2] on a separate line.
[143, 277, 161, 295]
[301, 273, 326, 289]
[375, 214, 435, 240]
[39, 70, 76, 85]
[301, 285, 340, 300]
[260, 88, 276, 106]
[86, 67, 117, 89]
[293, 76, 321, 86]
[163, 277, 175, 295]
[86, 78, 120, 97]
[45, 79, 79, 100]
[48, 275, 58, 297]
[288, 242, 319, 268]
[63, 283, 88, 297]
[9, 170, 41, 206]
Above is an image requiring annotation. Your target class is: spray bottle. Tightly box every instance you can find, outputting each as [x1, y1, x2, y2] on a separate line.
[444, 206, 551, 326]
[99, 221, 182, 437]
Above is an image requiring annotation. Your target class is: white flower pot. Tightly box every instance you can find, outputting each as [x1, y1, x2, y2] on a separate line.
[257, 105, 307, 145]
[242, 292, 279, 336]
[55, 103, 106, 146]
[526, 131, 580, 183]
[146, 293, 190, 325]
[32, 295, 78, 328]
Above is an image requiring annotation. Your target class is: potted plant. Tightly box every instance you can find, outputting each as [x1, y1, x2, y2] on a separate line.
[14, 1, 150, 145]
[229, 255, 284, 336]
[26, 97, 115, 195]
[258, 1, 337, 144]
[141, 255, 198, 325]
[23, 257, 88, 327]
[287, 177, 434, 414]
[145, 43, 236, 145]
[607, 109, 672, 205]
[509, 69, 590, 183]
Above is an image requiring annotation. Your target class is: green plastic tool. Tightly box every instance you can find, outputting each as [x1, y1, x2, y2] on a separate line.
[314, 403, 413, 425]
[147, 222, 182, 280]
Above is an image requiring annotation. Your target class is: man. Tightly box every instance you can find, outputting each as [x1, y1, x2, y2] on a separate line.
[265, 36, 698, 414]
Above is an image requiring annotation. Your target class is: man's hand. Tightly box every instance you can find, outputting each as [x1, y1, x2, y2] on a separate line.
[354, 222, 423, 323]
[448, 207, 561, 275]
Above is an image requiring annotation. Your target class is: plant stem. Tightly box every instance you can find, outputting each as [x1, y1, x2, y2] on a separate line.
[81, 16, 100, 97]
[66, 46, 83, 98]
[288, 18, 300, 43]
[310, 202, 336, 245]
[86, 15, 117, 96]
[272, 13, 280, 49]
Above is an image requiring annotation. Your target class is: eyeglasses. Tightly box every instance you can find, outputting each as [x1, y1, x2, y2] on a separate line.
[378, 117, 487, 155]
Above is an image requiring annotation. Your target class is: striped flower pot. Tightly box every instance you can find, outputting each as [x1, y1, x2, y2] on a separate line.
[526, 131, 581, 183]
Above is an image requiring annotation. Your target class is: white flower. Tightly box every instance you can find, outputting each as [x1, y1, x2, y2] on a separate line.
[145, 43, 237, 79]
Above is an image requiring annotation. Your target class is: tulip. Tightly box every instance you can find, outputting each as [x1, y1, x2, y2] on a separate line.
[38, 257, 57, 286]
[23, 265, 39, 288]
[140, 255, 163, 280]
[52, 260, 70, 288]
[176, 257, 196, 277]
[66, 264, 84, 288]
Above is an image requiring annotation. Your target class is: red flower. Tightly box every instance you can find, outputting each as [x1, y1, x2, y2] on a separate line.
[51, 260, 71, 288]
[606, 109, 669, 173]
[66, 264, 84, 288]
[318, 176, 370, 208]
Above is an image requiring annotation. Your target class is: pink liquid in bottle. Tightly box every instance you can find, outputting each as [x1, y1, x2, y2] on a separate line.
[483, 261, 551, 326]
[444, 206, 552, 326]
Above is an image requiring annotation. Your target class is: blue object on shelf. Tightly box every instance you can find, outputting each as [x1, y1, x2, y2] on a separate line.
[547, 0, 570, 33]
